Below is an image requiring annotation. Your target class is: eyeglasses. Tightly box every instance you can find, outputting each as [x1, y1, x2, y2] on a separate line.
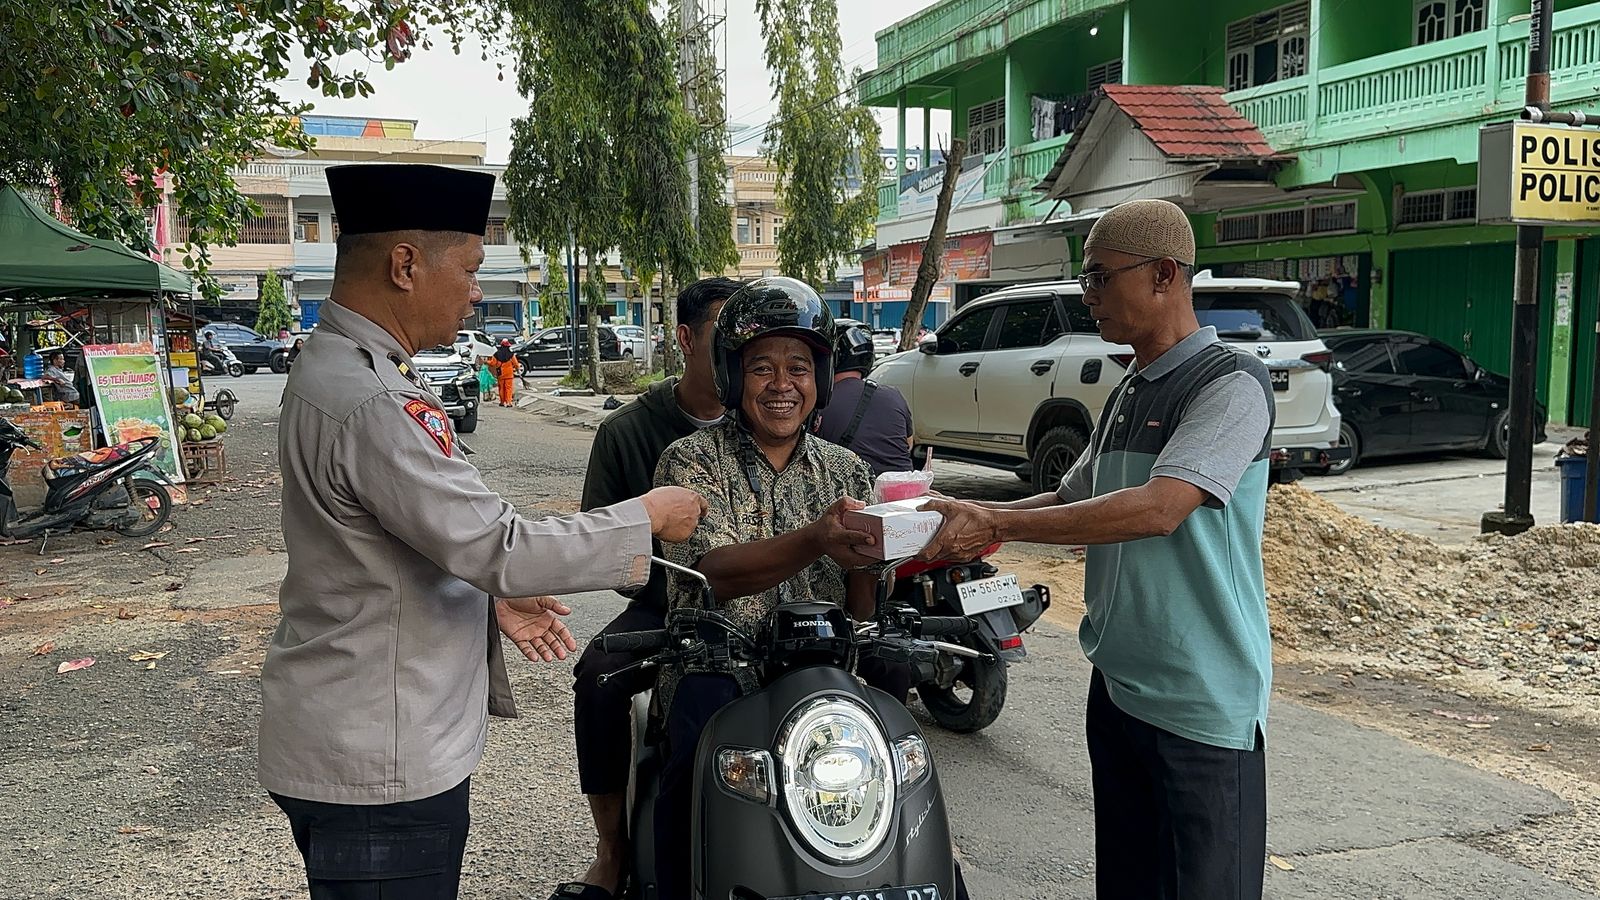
[1076, 257, 1162, 293]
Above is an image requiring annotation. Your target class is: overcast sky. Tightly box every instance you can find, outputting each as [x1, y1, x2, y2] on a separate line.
[275, 1, 949, 164]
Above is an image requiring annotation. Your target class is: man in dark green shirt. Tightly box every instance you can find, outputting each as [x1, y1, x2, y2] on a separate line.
[558, 277, 742, 900]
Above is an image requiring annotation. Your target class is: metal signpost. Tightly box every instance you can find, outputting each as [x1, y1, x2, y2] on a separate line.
[1476, 0, 1600, 531]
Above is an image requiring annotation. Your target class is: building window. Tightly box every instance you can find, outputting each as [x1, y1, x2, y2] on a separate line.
[1216, 200, 1359, 244]
[1225, 1, 1310, 91]
[1397, 187, 1476, 226]
[485, 217, 509, 245]
[330, 214, 340, 241]
[295, 212, 320, 243]
[736, 216, 751, 244]
[774, 218, 783, 241]
[1415, 0, 1482, 44]
[755, 220, 763, 244]
[240, 195, 290, 244]
[966, 97, 1006, 156]
[1087, 59, 1123, 90]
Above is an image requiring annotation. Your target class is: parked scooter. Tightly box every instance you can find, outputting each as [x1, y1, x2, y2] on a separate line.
[0, 418, 174, 551]
[604, 557, 966, 900]
[889, 546, 1050, 733]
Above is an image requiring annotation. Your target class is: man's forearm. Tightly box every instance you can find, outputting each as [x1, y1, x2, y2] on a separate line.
[696, 527, 820, 598]
[993, 481, 1199, 546]
[974, 491, 1062, 512]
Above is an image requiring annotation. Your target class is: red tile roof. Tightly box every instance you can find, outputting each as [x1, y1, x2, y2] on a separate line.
[1101, 85, 1279, 160]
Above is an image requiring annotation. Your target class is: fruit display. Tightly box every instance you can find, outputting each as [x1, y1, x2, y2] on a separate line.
[180, 411, 229, 446]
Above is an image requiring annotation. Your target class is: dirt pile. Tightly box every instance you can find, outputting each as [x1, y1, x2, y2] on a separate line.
[1264, 484, 1600, 698]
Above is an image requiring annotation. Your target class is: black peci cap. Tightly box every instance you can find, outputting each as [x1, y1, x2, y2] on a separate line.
[325, 164, 495, 236]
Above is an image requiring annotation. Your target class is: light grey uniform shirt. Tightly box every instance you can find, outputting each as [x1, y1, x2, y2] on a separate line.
[259, 301, 654, 805]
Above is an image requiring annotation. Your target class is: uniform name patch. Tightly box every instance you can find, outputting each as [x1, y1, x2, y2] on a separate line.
[404, 399, 454, 457]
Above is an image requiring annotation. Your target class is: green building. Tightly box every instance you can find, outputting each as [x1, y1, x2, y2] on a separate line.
[859, 0, 1600, 426]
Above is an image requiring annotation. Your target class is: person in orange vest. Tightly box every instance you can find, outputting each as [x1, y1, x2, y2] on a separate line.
[490, 339, 520, 407]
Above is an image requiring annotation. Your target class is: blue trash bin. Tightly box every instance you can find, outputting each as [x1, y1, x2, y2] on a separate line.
[1556, 456, 1600, 523]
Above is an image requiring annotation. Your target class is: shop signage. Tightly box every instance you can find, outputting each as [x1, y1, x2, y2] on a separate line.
[1479, 121, 1600, 225]
[83, 343, 186, 484]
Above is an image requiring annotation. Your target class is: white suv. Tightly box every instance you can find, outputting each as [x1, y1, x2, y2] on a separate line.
[869, 273, 1345, 489]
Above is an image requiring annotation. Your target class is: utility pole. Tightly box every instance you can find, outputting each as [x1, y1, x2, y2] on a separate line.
[1484, 0, 1554, 536]
[680, 0, 700, 250]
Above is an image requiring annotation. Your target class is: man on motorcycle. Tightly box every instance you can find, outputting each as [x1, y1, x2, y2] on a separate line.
[554, 276, 743, 900]
[199, 329, 225, 374]
[917, 199, 1274, 900]
[814, 323, 914, 477]
[650, 277, 882, 900]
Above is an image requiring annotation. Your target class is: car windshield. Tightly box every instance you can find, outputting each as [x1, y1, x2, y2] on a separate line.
[1193, 292, 1315, 342]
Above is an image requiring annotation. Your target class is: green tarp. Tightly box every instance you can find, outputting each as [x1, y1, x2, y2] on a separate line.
[0, 184, 191, 296]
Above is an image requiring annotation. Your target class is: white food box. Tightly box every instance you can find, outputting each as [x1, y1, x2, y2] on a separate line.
[842, 497, 945, 560]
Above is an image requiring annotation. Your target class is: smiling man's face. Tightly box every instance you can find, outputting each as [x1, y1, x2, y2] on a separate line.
[739, 334, 818, 447]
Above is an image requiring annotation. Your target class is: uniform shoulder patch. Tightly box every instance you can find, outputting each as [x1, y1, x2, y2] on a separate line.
[403, 398, 454, 457]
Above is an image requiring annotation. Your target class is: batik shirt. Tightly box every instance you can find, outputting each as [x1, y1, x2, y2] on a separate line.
[654, 418, 872, 708]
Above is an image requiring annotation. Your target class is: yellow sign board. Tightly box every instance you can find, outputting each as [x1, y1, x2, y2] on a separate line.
[1479, 122, 1600, 225]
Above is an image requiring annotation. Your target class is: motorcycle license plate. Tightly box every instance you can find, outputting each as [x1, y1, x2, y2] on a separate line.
[770, 886, 940, 900]
[956, 573, 1025, 616]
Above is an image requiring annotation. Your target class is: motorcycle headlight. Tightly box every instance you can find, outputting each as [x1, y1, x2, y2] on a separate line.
[777, 697, 895, 863]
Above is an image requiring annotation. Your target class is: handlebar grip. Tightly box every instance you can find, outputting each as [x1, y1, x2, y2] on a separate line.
[919, 616, 975, 638]
[600, 630, 671, 654]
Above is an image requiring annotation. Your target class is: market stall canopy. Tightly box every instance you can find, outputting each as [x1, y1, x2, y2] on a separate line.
[0, 184, 191, 296]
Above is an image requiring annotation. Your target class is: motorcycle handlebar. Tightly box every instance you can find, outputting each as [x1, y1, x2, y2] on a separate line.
[600, 630, 671, 654]
[919, 616, 976, 638]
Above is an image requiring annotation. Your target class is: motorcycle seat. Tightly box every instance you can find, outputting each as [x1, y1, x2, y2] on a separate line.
[894, 542, 1001, 578]
[43, 442, 141, 480]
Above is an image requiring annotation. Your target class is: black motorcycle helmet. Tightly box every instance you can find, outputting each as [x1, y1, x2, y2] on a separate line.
[834, 325, 875, 376]
[712, 276, 838, 411]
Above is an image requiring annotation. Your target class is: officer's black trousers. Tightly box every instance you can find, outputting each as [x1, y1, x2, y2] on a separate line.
[272, 777, 471, 900]
[1087, 669, 1268, 900]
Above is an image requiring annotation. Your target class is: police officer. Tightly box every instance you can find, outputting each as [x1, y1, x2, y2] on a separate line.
[260, 163, 706, 900]
[813, 324, 914, 476]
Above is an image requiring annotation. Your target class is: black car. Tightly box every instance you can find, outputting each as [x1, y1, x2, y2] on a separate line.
[514, 326, 624, 370]
[1319, 329, 1548, 474]
[203, 322, 289, 374]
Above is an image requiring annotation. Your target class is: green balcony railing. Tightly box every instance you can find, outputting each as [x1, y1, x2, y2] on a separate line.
[877, 179, 899, 222]
[1224, 78, 1310, 139]
[1224, 4, 1600, 151]
[1009, 133, 1073, 192]
[1318, 36, 1490, 131]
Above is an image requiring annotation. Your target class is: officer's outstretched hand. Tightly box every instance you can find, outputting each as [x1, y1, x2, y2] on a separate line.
[496, 596, 579, 663]
[808, 497, 878, 569]
[642, 486, 709, 543]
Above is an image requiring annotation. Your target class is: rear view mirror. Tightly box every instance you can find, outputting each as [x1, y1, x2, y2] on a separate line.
[918, 334, 939, 355]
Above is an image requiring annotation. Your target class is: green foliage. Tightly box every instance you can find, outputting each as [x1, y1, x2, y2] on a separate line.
[0, 0, 503, 300]
[756, 0, 883, 289]
[254, 268, 293, 336]
[504, 0, 701, 375]
[539, 252, 569, 329]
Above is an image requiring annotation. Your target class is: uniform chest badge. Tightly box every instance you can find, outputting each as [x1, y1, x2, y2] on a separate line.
[404, 398, 454, 457]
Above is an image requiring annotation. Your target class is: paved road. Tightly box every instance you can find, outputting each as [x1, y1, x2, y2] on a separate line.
[0, 374, 1592, 899]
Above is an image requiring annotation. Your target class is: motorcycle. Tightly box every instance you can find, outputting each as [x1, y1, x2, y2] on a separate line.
[0, 418, 175, 551]
[604, 556, 971, 900]
[200, 345, 244, 378]
[890, 546, 1050, 733]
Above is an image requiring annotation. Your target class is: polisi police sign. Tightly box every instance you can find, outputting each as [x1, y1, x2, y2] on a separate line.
[1479, 121, 1600, 225]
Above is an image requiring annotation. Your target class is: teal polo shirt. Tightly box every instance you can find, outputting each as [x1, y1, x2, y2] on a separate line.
[1058, 326, 1275, 750]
